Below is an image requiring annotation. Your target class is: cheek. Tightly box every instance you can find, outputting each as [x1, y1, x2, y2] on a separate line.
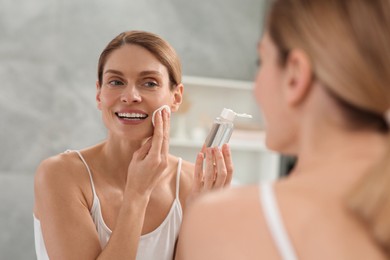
[153, 91, 175, 108]
[254, 68, 271, 112]
[100, 90, 119, 107]
[254, 66, 284, 132]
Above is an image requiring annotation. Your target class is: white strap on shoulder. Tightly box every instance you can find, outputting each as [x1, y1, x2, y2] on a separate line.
[175, 158, 182, 199]
[260, 182, 298, 260]
[71, 150, 98, 198]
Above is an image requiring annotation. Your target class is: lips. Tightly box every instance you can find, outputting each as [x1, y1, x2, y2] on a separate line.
[115, 110, 149, 122]
[115, 112, 148, 120]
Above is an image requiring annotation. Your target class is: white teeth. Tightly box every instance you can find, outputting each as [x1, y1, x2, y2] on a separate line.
[117, 112, 147, 119]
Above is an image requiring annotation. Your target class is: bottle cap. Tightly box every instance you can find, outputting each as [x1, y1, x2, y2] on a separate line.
[220, 108, 252, 121]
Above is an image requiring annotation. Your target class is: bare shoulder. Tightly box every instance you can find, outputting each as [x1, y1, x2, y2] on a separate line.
[177, 179, 386, 259]
[34, 151, 90, 217]
[35, 151, 84, 188]
[176, 185, 264, 259]
[188, 186, 259, 233]
[274, 178, 386, 259]
[35, 153, 72, 186]
[185, 185, 259, 224]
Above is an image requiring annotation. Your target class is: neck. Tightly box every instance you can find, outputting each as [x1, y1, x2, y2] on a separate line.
[291, 124, 387, 194]
[98, 135, 150, 178]
[289, 83, 387, 181]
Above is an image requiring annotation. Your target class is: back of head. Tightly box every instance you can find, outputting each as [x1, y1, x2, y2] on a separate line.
[97, 30, 182, 90]
[267, 0, 390, 255]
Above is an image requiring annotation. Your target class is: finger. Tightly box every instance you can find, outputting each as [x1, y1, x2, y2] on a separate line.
[203, 148, 215, 190]
[200, 144, 207, 154]
[213, 147, 228, 188]
[192, 152, 204, 193]
[149, 110, 164, 157]
[161, 108, 170, 157]
[133, 138, 153, 160]
[222, 144, 234, 186]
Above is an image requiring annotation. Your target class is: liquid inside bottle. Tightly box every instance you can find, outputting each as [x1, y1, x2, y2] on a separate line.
[203, 108, 252, 148]
[204, 120, 234, 148]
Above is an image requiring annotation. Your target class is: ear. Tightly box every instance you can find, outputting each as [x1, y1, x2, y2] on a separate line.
[170, 83, 184, 112]
[283, 49, 313, 106]
[96, 80, 102, 110]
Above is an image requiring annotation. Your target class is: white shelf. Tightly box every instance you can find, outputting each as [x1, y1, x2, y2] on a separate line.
[170, 138, 268, 152]
[182, 75, 253, 91]
[171, 75, 280, 183]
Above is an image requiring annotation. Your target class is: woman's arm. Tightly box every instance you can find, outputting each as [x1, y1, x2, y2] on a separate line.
[34, 156, 107, 259]
[35, 109, 170, 259]
[102, 110, 171, 259]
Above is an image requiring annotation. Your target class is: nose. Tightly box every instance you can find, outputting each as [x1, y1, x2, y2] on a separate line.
[121, 85, 141, 103]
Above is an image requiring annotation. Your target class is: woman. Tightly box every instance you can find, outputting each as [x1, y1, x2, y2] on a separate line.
[176, 0, 390, 259]
[34, 30, 233, 260]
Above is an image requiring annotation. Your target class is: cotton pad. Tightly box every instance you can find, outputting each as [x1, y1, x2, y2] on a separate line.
[152, 105, 171, 126]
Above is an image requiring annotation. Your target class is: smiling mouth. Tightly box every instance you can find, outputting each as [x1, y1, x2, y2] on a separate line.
[115, 112, 149, 121]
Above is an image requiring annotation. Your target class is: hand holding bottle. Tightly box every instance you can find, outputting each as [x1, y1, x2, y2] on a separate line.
[185, 144, 233, 207]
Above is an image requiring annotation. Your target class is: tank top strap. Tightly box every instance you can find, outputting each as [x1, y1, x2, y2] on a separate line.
[175, 158, 182, 199]
[66, 150, 98, 198]
[259, 182, 298, 260]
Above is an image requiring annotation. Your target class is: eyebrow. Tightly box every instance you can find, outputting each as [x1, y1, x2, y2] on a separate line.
[104, 69, 124, 76]
[104, 69, 163, 77]
[139, 70, 163, 77]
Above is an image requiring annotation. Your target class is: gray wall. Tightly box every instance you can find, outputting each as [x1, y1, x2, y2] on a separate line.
[0, 0, 266, 258]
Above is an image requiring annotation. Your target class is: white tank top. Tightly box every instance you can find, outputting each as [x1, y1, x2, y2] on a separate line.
[34, 150, 183, 260]
[259, 182, 298, 260]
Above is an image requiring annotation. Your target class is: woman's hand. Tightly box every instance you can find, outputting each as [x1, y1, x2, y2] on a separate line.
[96, 109, 171, 259]
[187, 144, 234, 205]
[125, 108, 170, 196]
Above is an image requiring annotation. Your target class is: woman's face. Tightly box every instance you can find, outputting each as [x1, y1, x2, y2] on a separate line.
[254, 33, 295, 152]
[96, 44, 181, 140]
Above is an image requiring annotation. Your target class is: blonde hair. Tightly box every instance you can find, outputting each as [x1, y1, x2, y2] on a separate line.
[97, 30, 182, 90]
[268, 0, 390, 254]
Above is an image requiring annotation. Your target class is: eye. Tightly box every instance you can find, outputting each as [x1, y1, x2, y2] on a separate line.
[143, 81, 159, 88]
[108, 80, 124, 86]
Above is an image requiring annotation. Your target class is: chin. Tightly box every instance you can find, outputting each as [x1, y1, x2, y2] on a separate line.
[266, 136, 296, 155]
[115, 127, 154, 141]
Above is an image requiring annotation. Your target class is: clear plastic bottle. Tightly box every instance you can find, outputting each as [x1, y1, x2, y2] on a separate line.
[204, 108, 252, 148]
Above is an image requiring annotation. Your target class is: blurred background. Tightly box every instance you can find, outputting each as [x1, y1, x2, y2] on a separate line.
[0, 0, 279, 258]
